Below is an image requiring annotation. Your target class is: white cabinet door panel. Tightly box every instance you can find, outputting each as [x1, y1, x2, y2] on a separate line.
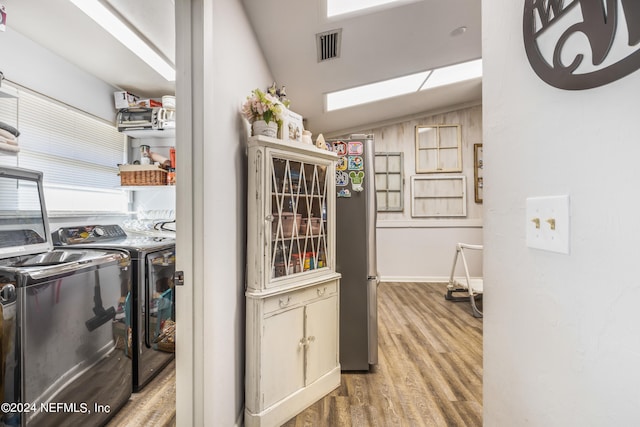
[305, 296, 338, 385]
[262, 307, 305, 407]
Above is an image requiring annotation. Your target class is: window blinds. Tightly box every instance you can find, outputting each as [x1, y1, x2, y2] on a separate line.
[0, 84, 128, 212]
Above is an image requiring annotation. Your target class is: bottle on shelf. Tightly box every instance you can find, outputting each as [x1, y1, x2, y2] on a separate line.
[140, 145, 151, 165]
[167, 168, 176, 185]
[169, 147, 176, 168]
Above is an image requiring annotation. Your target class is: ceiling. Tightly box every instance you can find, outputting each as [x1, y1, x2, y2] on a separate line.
[2, 0, 482, 135]
[3, 0, 176, 98]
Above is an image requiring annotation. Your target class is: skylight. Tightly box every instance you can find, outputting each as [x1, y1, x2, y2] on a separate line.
[327, 0, 402, 17]
[421, 59, 482, 90]
[325, 59, 482, 112]
[326, 71, 429, 111]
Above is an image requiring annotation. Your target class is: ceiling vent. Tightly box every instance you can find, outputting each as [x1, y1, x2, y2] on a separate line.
[316, 29, 342, 62]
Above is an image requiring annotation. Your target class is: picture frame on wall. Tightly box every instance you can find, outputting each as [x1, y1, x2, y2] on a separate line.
[415, 124, 462, 173]
[474, 143, 483, 203]
[410, 175, 467, 217]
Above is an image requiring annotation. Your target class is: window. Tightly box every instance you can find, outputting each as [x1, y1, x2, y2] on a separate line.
[327, 0, 402, 17]
[0, 84, 128, 213]
[411, 176, 466, 217]
[415, 124, 462, 173]
[375, 152, 403, 211]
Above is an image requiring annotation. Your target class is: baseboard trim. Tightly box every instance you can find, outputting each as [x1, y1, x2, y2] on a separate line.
[377, 219, 483, 228]
[380, 276, 449, 283]
[244, 366, 341, 427]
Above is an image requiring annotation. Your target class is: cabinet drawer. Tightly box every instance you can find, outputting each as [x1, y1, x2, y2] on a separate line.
[263, 281, 337, 315]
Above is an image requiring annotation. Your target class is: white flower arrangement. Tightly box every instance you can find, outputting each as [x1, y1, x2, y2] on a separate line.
[241, 88, 284, 125]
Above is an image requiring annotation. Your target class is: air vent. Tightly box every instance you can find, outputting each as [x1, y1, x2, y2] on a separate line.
[316, 29, 342, 62]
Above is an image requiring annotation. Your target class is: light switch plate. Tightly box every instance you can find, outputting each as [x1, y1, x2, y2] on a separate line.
[526, 195, 570, 254]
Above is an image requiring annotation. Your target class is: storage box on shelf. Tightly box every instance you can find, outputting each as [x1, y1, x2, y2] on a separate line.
[244, 135, 340, 427]
[279, 107, 303, 143]
[113, 90, 140, 109]
[118, 164, 167, 186]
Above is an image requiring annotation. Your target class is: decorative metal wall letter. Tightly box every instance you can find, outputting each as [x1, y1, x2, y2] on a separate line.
[523, 0, 640, 90]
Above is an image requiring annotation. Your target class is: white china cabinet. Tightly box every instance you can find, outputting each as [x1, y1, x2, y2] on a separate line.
[245, 135, 341, 427]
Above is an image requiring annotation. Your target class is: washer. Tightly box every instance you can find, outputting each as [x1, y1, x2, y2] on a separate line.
[0, 166, 131, 427]
[52, 224, 175, 392]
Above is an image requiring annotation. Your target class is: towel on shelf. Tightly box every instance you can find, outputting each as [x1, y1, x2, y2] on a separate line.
[0, 121, 19, 138]
[0, 134, 18, 145]
[0, 141, 19, 153]
[0, 127, 17, 142]
[0, 135, 17, 146]
[0, 131, 19, 153]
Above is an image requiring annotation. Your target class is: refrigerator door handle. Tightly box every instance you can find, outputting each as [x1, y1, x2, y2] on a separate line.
[364, 137, 378, 280]
[365, 137, 379, 366]
[367, 277, 378, 365]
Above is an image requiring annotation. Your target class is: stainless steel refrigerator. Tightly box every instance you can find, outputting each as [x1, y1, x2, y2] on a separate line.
[329, 134, 378, 371]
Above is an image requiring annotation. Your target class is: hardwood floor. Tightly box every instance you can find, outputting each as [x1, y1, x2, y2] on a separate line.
[282, 282, 483, 427]
[105, 282, 482, 427]
[105, 359, 176, 427]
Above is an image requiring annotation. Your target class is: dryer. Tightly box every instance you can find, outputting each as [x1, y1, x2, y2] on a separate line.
[0, 166, 131, 427]
[51, 224, 175, 392]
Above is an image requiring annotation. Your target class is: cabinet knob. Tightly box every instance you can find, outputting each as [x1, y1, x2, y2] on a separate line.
[266, 214, 274, 222]
[317, 287, 326, 297]
[279, 296, 291, 308]
[298, 336, 315, 349]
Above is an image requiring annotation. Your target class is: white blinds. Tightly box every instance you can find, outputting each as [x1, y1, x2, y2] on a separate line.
[0, 84, 128, 212]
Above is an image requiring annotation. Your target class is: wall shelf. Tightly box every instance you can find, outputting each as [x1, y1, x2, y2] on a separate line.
[122, 128, 176, 139]
[120, 185, 176, 191]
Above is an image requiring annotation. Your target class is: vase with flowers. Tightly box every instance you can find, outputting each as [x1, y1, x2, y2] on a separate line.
[242, 88, 284, 138]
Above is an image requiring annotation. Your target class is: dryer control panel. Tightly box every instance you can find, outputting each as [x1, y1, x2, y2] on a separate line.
[52, 224, 128, 245]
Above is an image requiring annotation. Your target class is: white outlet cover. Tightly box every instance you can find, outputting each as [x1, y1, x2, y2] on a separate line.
[526, 195, 570, 254]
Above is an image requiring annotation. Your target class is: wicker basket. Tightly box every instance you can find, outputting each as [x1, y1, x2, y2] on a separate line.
[119, 165, 168, 186]
[154, 319, 175, 353]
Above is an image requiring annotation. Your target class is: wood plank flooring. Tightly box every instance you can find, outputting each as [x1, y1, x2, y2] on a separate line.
[105, 282, 482, 427]
[282, 282, 483, 427]
[105, 359, 176, 427]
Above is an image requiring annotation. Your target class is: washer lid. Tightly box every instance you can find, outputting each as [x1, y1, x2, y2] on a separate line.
[0, 167, 52, 259]
[0, 248, 128, 285]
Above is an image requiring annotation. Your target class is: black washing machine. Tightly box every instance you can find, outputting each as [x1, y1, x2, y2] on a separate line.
[51, 224, 175, 392]
[0, 166, 131, 427]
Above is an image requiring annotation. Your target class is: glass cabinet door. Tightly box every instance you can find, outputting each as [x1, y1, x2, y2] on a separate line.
[269, 155, 331, 280]
[146, 250, 175, 350]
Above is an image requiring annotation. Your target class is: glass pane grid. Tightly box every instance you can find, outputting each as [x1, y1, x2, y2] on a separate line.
[415, 125, 461, 172]
[375, 152, 403, 211]
[270, 158, 330, 279]
[411, 176, 466, 217]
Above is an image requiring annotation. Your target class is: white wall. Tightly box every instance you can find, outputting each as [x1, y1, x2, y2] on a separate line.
[484, 2, 640, 426]
[377, 224, 482, 281]
[363, 105, 484, 281]
[175, 0, 273, 426]
[0, 28, 139, 231]
[0, 28, 118, 121]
